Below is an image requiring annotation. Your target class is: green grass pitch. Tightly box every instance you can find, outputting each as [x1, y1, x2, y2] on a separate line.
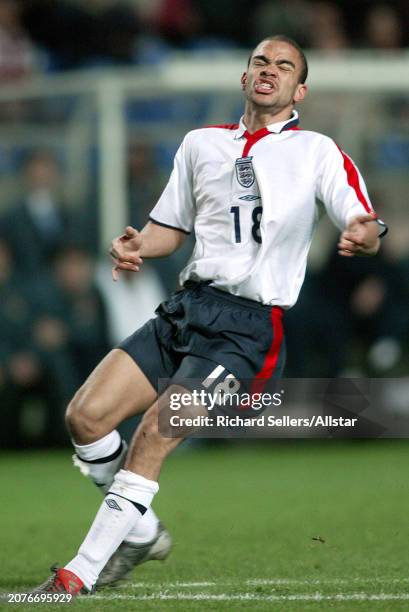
[1, 441, 409, 611]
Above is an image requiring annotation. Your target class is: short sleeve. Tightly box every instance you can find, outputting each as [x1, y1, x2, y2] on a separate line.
[149, 135, 195, 234]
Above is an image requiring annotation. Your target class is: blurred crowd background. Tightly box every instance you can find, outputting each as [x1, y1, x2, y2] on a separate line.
[0, 0, 408, 447]
[0, 0, 408, 79]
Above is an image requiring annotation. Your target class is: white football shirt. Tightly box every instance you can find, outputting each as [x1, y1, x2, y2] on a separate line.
[150, 111, 382, 308]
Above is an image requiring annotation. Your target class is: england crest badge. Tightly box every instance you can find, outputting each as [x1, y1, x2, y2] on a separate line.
[235, 156, 255, 188]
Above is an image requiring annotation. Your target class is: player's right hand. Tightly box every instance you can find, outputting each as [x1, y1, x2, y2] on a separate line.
[110, 226, 144, 281]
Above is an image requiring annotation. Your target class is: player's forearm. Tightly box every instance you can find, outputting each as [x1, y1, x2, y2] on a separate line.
[139, 221, 187, 258]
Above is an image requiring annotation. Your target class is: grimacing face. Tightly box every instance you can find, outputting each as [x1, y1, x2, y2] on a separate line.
[241, 40, 307, 112]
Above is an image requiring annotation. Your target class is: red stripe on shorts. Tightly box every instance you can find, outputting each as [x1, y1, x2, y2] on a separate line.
[251, 306, 284, 395]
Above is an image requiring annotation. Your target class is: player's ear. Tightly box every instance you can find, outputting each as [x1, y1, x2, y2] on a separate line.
[293, 83, 308, 103]
[240, 72, 247, 90]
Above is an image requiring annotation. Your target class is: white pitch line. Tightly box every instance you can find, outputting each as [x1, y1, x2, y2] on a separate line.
[169, 582, 216, 587]
[120, 577, 409, 590]
[246, 577, 409, 586]
[80, 592, 409, 602]
[124, 581, 217, 588]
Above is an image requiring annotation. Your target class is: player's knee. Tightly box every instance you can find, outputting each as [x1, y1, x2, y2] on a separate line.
[65, 391, 106, 440]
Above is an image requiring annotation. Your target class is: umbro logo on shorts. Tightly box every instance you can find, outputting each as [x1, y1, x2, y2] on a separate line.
[105, 498, 122, 511]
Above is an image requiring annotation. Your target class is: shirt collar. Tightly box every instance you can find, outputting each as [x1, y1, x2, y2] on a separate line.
[234, 110, 299, 140]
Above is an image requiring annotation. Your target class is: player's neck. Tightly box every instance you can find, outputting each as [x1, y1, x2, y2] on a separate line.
[243, 105, 294, 135]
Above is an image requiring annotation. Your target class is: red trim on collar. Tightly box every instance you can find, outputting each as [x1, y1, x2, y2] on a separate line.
[204, 123, 239, 130]
[241, 123, 300, 156]
[242, 127, 270, 157]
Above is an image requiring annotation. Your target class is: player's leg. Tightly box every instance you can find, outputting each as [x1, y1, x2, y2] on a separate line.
[67, 306, 176, 499]
[42, 385, 188, 593]
[124, 384, 189, 477]
[33, 387, 176, 596]
[66, 348, 156, 443]
[96, 382, 205, 587]
[66, 348, 156, 495]
[32, 314, 179, 594]
[66, 347, 168, 571]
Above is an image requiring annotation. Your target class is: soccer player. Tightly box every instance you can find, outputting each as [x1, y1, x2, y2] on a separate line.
[34, 35, 387, 594]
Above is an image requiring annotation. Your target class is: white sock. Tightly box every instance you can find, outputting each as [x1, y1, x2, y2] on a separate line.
[72, 431, 127, 494]
[73, 432, 161, 544]
[74, 431, 121, 461]
[65, 470, 159, 589]
[125, 507, 159, 544]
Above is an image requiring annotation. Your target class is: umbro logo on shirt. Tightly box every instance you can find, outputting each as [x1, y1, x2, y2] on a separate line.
[239, 195, 261, 201]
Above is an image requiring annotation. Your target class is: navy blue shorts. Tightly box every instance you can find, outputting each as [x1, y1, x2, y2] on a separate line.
[119, 282, 286, 397]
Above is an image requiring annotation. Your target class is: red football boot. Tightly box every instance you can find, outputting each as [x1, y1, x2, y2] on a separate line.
[32, 565, 91, 595]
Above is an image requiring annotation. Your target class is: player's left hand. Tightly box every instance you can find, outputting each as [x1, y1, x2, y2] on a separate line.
[338, 214, 380, 257]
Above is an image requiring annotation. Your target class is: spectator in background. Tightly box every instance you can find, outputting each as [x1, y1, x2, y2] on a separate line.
[193, 0, 255, 47]
[0, 238, 40, 446]
[365, 4, 404, 50]
[26, 245, 110, 390]
[128, 0, 162, 25]
[0, 0, 39, 82]
[366, 207, 409, 374]
[50, 246, 110, 381]
[4, 244, 110, 444]
[23, 0, 140, 70]
[285, 229, 408, 377]
[127, 142, 164, 229]
[0, 150, 84, 276]
[0, 238, 77, 446]
[90, 1, 140, 64]
[252, 0, 311, 49]
[154, 0, 202, 48]
[317, 235, 407, 376]
[307, 1, 349, 51]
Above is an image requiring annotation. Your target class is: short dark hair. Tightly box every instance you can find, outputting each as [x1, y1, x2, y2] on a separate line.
[247, 35, 308, 84]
